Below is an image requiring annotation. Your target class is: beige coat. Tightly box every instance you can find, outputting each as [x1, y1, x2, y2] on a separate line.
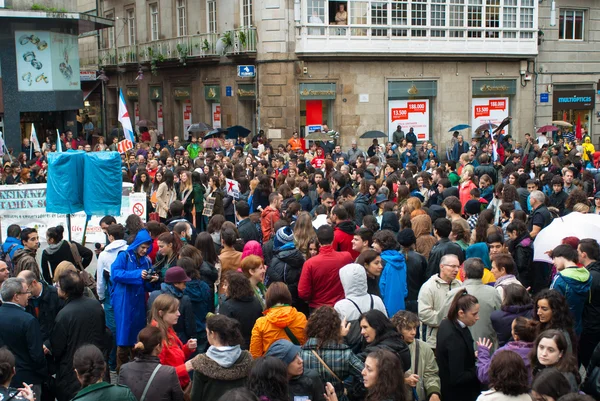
[155, 182, 175, 219]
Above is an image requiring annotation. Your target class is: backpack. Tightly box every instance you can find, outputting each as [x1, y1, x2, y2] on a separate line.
[344, 295, 374, 353]
[0, 244, 18, 274]
[69, 242, 98, 299]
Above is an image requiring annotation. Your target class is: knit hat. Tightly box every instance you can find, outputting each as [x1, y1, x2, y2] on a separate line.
[464, 200, 481, 216]
[274, 226, 294, 249]
[266, 339, 301, 365]
[397, 228, 416, 247]
[164, 266, 190, 284]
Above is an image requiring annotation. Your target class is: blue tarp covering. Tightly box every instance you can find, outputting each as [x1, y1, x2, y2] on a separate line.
[46, 151, 85, 214]
[46, 151, 123, 216]
[83, 151, 123, 216]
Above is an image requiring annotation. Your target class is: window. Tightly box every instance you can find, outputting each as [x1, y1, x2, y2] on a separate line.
[307, 0, 325, 35]
[519, 0, 534, 38]
[150, 4, 159, 41]
[177, 0, 187, 36]
[559, 9, 584, 40]
[449, 0, 464, 37]
[350, 2, 368, 36]
[242, 0, 253, 27]
[411, 0, 427, 37]
[503, 0, 517, 38]
[207, 0, 217, 33]
[371, 2, 388, 36]
[105, 12, 115, 48]
[126, 9, 136, 45]
[390, 0, 407, 36]
[467, 0, 483, 38]
[485, 0, 499, 38]
[431, 0, 447, 37]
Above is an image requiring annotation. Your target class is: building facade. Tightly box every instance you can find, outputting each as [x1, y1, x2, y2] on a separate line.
[91, 0, 542, 151]
[535, 0, 599, 144]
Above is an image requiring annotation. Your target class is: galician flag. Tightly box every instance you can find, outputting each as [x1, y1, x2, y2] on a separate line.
[30, 123, 41, 158]
[56, 129, 62, 152]
[118, 89, 135, 143]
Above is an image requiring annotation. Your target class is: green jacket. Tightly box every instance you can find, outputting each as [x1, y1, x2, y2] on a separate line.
[193, 183, 205, 214]
[187, 143, 200, 159]
[406, 339, 441, 401]
[71, 382, 136, 401]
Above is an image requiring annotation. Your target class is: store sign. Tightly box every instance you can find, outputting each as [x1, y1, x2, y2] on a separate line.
[204, 85, 221, 102]
[212, 103, 221, 129]
[15, 31, 81, 92]
[183, 100, 192, 138]
[174, 87, 191, 100]
[237, 84, 256, 98]
[388, 99, 430, 141]
[80, 71, 97, 81]
[299, 83, 336, 100]
[471, 97, 510, 132]
[157, 102, 164, 134]
[150, 86, 162, 101]
[553, 90, 595, 110]
[126, 87, 138, 100]
[472, 80, 517, 96]
[540, 93, 549, 103]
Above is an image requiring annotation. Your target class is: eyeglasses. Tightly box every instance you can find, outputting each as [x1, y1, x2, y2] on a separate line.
[17, 291, 32, 295]
[442, 264, 460, 269]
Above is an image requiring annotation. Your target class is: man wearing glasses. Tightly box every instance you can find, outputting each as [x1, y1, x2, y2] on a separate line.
[0, 277, 47, 400]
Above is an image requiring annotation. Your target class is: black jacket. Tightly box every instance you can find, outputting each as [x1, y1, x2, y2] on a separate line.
[119, 355, 184, 401]
[509, 235, 534, 290]
[426, 238, 465, 279]
[40, 240, 93, 284]
[403, 250, 427, 313]
[354, 193, 373, 227]
[268, 246, 309, 315]
[0, 303, 47, 386]
[299, 195, 313, 212]
[583, 261, 600, 335]
[237, 218, 262, 244]
[367, 275, 381, 297]
[289, 369, 326, 401]
[436, 319, 480, 401]
[219, 296, 264, 350]
[474, 163, 497, 184]
[549, 191, 569, 215]
[491, 304, 533, 347]
[25, 283, 62, 348]
[200, 261, 218, 303]
[50, 296, 107, 401]
[190, 351, 253, 401]
[358, 330, 411, 373]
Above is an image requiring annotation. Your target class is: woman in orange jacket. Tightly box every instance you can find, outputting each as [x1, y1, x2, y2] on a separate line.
[249, 282, 307, 358]
[150, 294, 197, 389]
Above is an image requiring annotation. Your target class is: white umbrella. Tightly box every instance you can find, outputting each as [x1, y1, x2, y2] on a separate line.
[533, 212, 600, 263]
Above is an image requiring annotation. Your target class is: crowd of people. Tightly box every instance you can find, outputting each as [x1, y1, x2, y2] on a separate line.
[1, 125, 600, 401]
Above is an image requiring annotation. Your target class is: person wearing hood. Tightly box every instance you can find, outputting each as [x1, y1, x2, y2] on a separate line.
[331, 205, 359, 259]
[372, 230, 407, 317]
[111, 229, 159, 372]
[477, 316, 537, 386]
[41, 225, 93, 284]
[334, 263, 387, 351]
[578, 239, 600, 368]
[582, 136, 595, 166]
[310, 147, 326, 169]
[550, 244, 592, 336]
[96, 223, 129, 371]
[250, 283, 307, 358]
[189, 315, 253, 401]
[268, 226, 308, 315]
[457, 242, 495, 285]
[266, 339, 326, 401]
[1, 224, 23, 263]
[397, 229, 427, 314]
[353, 184, 373, 227]
[380, 211, 400, 235]
[148, 266, 197, 344]
[412, 214, 437, 260]
[178, 257, 212, 353]
[507, 220, 534, 290]
[261, 193, 282, 241]
[490, 284, 533, 347]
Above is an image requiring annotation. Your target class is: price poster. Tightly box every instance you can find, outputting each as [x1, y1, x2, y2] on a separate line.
[388, 99, 430, 141]
[471, 97, 509, 133]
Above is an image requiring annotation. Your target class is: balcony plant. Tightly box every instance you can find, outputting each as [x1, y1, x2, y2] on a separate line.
[202, 39, 211, 54]
[176, 43, 188, 65]
[237, 30, 247, 49]
[219, 31, 233, 54]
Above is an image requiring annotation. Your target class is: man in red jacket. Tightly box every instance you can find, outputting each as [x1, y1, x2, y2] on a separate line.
[330, 205, 359, 259]
[298, 225, 353, 312]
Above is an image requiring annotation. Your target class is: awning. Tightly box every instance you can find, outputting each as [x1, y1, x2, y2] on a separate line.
[81, 81, 101, 101]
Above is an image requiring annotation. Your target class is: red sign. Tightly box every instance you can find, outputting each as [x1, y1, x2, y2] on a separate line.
[475, 100, 506, 118]
[391, 108, 409, 122]
[489, 99, 506, 111]
[407, 101, 427, 114]
[474, 105, 490, 118]
[391, 101, 427, 122]
[132, 202, 144, 216]
[117, 139, 134, 154]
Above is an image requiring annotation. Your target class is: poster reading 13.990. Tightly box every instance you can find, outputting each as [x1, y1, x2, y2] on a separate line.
[15, 31, 80, 92]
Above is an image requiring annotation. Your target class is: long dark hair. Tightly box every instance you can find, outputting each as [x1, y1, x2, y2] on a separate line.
[206, 314, 244, 346]
[360, 310, 401, 346]
[247, 357, 289, 401]
[306, 306, 343, 348]
[531, 368, 571, 401]
[365, 349, 408, 401]
[195, 232, 218, 265]
[163, 169, 175, 190]
[73, 345, 105, 388]
[488, 350, 529, 396]
[473, 209, 495, 243]
[533, 289, 576, 350]
[530, 329, 580, 384]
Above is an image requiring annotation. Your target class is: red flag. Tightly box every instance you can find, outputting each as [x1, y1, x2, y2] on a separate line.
[576, 114, 582, 140]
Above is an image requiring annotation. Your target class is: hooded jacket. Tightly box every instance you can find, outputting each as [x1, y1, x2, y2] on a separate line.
[583, 260, 600, 335]
[334, 264, 387, 320]
[551, 266, 592, 335]
[403, 249, 428, 313]
[249, 305, 307, 358]
[41, 240, 93, 284]
[332, 220, 359, 259]
[260, 205, 281, 241]
[111, 229, 157, 346]
[185, 279, 213, 338]
[358, 329, 411, 373]
[379, 250, 408, 316]
[491, 304, 533, 347]
[381, 211, 400, 233]
[510, 234, 534, 290]
[220, 296, 263, 350]
[12, 248, 41, 282]
[477, 340, 534, 385]
[583, 137, 595, 161]
[190, 349, 253, 401]
[149, 283, 197, 343]
[412, 214, 437, 260]
[96, 239, 128, 302]
[1, 236, 23, 260]
[268, 243, 308, 315]
[354, 193, 373, 226]
[417, 274, 462, 349]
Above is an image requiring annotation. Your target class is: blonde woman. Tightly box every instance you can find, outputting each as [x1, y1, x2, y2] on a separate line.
[293, 212, 317, 256]
[178, 170, 194, 222]
[156, 170, 176, 222]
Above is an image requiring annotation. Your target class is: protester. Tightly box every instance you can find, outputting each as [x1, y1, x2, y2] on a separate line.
[358, 310, 411, 372]
[532, 368, 573, 401]
[40, 225, 93, 285]
[246, 357, 289, 401]
[578, 238, 600, 368]
[372, 230, 408, 316]
[356, 249, 383, 297]
[533, 290, 577, 354]
[530, 329, 580, 392]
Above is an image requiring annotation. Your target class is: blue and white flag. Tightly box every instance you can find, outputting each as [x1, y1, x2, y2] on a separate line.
[118, 89, 135, 144]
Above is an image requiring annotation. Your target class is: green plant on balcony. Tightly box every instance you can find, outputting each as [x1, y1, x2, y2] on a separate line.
[157, 54, 165, 62]
[176, 43, 188, 65]
[237, 30, 247, 49]
[220, 31, 233, 54]
[201, 39, 211, 53]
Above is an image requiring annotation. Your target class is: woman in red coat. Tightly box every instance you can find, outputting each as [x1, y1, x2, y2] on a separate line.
[151, 293, 197, 388]
[459, 169, 478, 214]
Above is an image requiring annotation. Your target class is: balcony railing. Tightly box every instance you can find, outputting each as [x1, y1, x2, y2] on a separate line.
[98, 28, 257, 67]
[296, 24, 538, 56]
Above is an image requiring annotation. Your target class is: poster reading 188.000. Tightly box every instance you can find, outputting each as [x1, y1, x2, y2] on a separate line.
[388, 99, 430, 142]
[471, 97, 510, 134]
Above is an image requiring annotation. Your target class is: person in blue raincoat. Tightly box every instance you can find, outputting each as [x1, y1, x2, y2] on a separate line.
[110, 229, 159, 372]
[372, 230, 408, 317]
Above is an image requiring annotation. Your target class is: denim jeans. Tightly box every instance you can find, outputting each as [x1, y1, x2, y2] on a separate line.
[103, 298, 117, 371]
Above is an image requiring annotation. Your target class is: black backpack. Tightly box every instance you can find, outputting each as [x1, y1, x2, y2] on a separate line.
[344, 295, 374, 353]
[0, 244, 18, 274]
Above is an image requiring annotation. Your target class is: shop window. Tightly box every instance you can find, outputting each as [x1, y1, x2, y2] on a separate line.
[559, 9, 585, 41]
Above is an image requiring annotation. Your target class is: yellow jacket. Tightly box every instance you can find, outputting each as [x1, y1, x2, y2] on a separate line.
[583, 137, 595, 161]
[250, 305, 307, 358]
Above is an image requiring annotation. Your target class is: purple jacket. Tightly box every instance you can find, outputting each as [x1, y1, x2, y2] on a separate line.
[490, 304, 533, 346]
[477, 341, 534, 384]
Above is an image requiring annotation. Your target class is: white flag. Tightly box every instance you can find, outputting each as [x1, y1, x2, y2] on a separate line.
[30, 124, 41, 152]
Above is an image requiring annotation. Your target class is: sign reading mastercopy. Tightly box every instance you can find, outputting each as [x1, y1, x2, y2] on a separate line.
[553, 90, 595, 110]
[15, 31, 81, 92]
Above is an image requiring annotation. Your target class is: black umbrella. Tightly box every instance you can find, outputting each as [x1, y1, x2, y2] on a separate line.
[360, 130, 387, 139]
[203, 128, 228, 139]
[225, 125, 251, 139]
[475, 123, 498, 133]
[136, 119, 157, 128]
[188, 122, 213, 133]
[493, 116, 512, 136]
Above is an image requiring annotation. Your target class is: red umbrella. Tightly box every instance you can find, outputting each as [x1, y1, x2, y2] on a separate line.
[576, 115, 582, 140]
[537, 125, 559, 133]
